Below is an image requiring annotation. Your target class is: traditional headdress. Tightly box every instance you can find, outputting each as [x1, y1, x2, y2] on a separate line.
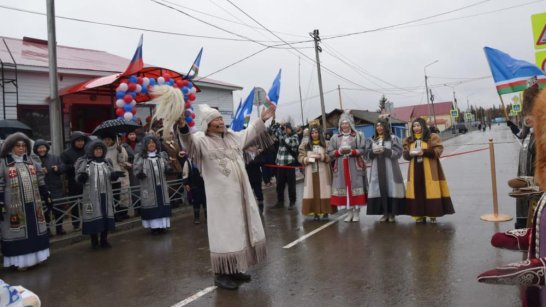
[197, 104, 222, 133]
[338, 110, 356, 133]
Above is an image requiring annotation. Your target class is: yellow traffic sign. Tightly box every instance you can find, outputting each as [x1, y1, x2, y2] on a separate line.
[532, 12, 546, 50]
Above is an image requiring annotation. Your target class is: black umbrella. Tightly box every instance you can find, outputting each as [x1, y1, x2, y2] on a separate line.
[92, 119, 141, 137]
[0, 119, 33, 139]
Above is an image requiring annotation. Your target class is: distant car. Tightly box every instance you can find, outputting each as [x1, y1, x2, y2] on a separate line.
[455, 123, 468, 133]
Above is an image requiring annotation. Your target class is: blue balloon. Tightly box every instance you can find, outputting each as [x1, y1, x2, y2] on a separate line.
[168, 79, 175, 86]
[149, 78, 157, 86]
[131, 92, 136, 98]
[140, 86, 148, 94]
[182, 87, 189, 94]
[124, 104, 133, 112]
[132, 115, 137, 121]
[129, 75, 138, 84]
[117, 116, 123, 120]
[116, 91, 125, 99]
[184, 95, 188, 101]
[185, 116, 192, 123]
[187, 82, 193, 88]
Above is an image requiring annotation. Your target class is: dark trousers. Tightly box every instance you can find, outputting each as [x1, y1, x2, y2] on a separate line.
[276, 168, 296, 202]
[250, 180, 264, 202]
[91, 231, 109, 247]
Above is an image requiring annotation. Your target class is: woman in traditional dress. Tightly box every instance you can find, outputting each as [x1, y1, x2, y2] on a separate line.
[328, 110, 368, 223]
[75, 140, 124, 249]
[0, 132, 50, 269]
[298, 124, 335, 221]
[402, 118, 454, 223]
[365, 119, 406, 223]
[133, 135, 172, 234]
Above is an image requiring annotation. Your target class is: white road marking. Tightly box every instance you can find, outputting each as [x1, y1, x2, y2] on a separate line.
[283, 213, 348, 249]
[171, 286, 217, 307]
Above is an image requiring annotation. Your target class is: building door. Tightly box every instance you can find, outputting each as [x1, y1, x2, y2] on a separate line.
[70, 104, 113, 133]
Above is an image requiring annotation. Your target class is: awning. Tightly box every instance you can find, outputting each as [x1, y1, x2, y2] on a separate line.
[59, 67, 200, 103]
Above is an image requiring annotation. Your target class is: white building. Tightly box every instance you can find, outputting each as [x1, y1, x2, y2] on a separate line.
[0, 36, 241, 142]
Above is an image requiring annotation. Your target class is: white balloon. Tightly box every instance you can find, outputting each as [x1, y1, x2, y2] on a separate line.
[136, 84, 142, 93]
[190, 87, 197, 94]
[118, 83, 128, 92]
[158, 77, 165, 85]
[115, 99, 125, 108]
[123, 112, 133, 121]
[142, 77, 150, 87]
[130, 100, 136, 107]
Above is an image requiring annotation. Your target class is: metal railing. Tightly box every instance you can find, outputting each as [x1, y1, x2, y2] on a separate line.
[47, 179, 188, 232]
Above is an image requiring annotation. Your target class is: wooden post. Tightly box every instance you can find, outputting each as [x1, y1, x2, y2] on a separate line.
[480, 138, 512, 222]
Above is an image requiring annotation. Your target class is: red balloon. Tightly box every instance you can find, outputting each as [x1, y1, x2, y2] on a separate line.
[176, 80, 185, 88]
[163, 74, 171, 82]
[131, 108, 137, 115]
[128, 83, 137, 92]
[116, 108, 124, 116]
[181, 79, 189, 87]
[123, 94, 132, 103]
[188, 121, 195, 127]
[173, 83, 179, 89]
[185, 102, 191, 109]
[188, 93, 196, 101]
[137, 77, 143, 85]
[191, 112, 196, 119]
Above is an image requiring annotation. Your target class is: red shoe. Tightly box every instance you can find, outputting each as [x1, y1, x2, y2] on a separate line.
[477, 258, 546, 287]
[490, 228, 531, 251]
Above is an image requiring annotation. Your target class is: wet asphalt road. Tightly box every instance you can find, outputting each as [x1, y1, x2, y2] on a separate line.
[0, 125, 525, 307]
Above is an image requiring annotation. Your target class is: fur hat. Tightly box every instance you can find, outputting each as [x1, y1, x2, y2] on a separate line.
[0, 132, 31, 158]
[197, 104, 222, 132]
[84, 139, 107, 159]
[338, 110, 356, 133]
[532, 89, 546, 189]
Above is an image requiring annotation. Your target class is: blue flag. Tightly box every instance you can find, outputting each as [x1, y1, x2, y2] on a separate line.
[231, 88, 255, 132]
[233, 99, 243, 122]
[483, 47, 545, 94]
[264, 69, 281, 108]
[187, 48, 203, 80]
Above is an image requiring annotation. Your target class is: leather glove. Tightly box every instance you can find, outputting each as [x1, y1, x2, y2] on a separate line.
[110, 171, 126, 181]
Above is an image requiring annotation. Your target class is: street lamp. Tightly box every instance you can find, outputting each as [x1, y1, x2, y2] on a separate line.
[424, 60, 439, 127]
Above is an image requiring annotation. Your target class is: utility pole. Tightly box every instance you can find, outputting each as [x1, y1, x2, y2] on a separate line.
[424, 60, 438, 127]
[310, 29, 327, 132]
[298, 57, 304, 125]
[337, 84, 343, 110]
[46, 0, 63, 155]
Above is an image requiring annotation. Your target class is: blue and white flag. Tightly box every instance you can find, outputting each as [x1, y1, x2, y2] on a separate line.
[264, 69, 281, 108]
[231, 88, 255, 131]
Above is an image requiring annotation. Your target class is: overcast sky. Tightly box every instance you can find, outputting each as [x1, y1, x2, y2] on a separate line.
[0, 0, 544, 124]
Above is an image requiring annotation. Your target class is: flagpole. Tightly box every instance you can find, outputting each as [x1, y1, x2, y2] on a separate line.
[497, 94, 509, 120]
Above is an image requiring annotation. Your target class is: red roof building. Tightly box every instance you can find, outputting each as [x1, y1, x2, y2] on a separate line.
[0, 36, 241, 141]
[391, 101, 455, 130]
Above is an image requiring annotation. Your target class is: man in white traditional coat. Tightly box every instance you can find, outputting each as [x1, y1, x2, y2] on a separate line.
[167, 90, 275, 290]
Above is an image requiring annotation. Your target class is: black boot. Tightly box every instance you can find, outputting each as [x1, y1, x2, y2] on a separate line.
[231, 272, 252, 283]
[56, 226, 67, 235]
[194, 210, 200, 224]
[214, 274, 239, 290]
[90, 234, 99, 250]
[100, 231, 111, 248]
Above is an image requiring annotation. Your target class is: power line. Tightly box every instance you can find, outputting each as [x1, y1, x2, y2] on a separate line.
[223, 0, 386, 93]
[321, 0, 492, 40]
[161, 0, 307, 39]
[0, 3, 312, 46]
[196, 47, 271, 80]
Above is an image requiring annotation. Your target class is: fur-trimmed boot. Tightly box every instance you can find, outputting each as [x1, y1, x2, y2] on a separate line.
[344, 208, 354, 222]
[352, 207, 361, 222]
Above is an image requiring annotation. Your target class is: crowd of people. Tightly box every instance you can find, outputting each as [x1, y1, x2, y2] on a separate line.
[0, 85, 458, 292]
